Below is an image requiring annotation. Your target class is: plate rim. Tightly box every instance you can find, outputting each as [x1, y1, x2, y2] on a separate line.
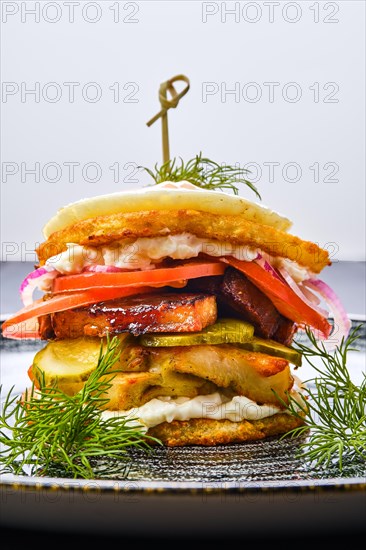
[1, 472, 366, 494]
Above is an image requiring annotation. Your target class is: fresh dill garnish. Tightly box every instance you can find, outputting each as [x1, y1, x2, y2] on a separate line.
[0, 336, 160, 479]
[140, 152, 261, 199]
[281, 325, 366, 471]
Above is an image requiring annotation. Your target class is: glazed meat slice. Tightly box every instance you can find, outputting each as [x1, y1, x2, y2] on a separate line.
[184, 275, 223, 295]
[183, 269, 296, 345]
[49, 293, 217, 339]
[272, 316, 297, 347]
[219, 267, 280, 339]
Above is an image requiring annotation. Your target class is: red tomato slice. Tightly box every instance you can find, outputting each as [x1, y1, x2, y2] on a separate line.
[221, 256, 332, 338]
[1, 285, 155, 339]
[27, 364, 40, 389]
[53, 260, 226, 293]
[3, 316, 41, 340]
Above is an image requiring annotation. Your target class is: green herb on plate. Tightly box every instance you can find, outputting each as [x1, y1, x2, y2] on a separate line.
[281, 325, 366, 471]
[0, 335, 159, 479]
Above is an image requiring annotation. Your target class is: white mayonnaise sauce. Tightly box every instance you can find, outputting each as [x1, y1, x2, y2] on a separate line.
[101, 392, 282, 429]
[276, 258, 310, 283]
[45, 234, 259, 274]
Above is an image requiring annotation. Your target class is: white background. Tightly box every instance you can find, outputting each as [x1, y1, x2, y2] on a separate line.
[1, 0, 365, 263]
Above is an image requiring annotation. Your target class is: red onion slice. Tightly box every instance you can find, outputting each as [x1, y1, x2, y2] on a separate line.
[304, 278, 352, 350]
[278, 268, 330, 319]
[254, 256, 283, 281]
[299, 284, 322, 306]
[20, 267, 59, 306]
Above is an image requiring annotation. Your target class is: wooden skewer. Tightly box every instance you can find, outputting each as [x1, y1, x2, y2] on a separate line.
[146, 74, 190, 164]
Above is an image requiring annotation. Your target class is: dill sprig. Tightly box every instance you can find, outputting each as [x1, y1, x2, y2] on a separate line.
[282, 325, 366, 471]
[140, 152, 261, 199]
[0, 336, 159, 479]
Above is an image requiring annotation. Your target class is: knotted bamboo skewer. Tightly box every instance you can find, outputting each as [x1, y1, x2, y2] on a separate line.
[146, 74, 190, 164]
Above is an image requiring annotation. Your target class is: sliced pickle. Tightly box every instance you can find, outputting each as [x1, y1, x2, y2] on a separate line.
[240, 337, 302, 367]
[31, 336, 103, 390]
[139, 318, 254, 347]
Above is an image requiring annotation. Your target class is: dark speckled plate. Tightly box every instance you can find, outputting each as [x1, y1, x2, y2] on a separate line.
[1, 318, 365, 538]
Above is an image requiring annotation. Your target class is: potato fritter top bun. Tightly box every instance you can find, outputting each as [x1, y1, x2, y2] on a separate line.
[42, 181, 292, 238]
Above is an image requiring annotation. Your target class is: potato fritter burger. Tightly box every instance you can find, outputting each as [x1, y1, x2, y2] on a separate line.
[2, 182, 351, 446]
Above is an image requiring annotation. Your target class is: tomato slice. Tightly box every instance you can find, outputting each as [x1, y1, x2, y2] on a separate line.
[221, 257, 332, 338]
[27, 364, 40, 389]
[53, 260, 226, 293]
[1, 285, 155, 339]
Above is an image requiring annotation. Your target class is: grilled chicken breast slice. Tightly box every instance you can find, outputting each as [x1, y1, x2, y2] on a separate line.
[153, 344, 293, 406]
[105, 344, 293, 409]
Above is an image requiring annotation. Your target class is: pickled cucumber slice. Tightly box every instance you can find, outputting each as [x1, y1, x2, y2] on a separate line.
[139, 318, 254, 347]
[240, 337, 302, 367]
[31, 337, 103, 391]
